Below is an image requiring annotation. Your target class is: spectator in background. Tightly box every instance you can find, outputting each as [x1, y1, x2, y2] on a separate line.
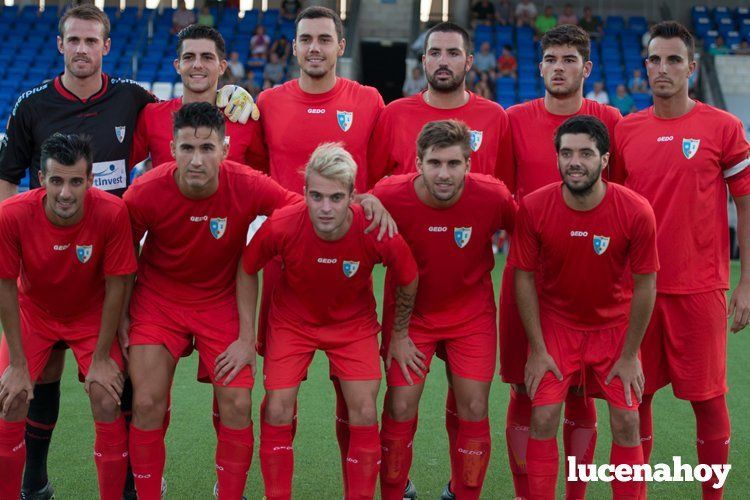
[535, 5, 557, 35]
[497, 44, 517, 77]
[270, 36, 292, 63]
[579, 6, 602, 38]
[465, 69, 479, 92]
[585, 81, 609, 104]
[228, 51, 246, 80]
[557, 4, 577, 25]
[197, 6, 215, 27]
[402, 66, 427, 96]
[263, 52, 286, 88]
[515, 0, 537, 27]
[628, 68, 648, 93]
[611, 84, 635, 115]
[495, 0, 514, 25]
[251, 25, 271, 59]
[171, 0, 196, 34]
[736, 40, 750, 55]
[474, 41, 497, 73]
[281, 0, 301, 21]
[475, 71, 494, 100]
[472, 0, 496, 26]
[709, 35, 732, 55]
[241, 69, 261, 97]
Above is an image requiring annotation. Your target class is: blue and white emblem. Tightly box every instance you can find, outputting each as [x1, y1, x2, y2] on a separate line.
[593, 235, 610, 255]
[454, 227, 472, 249]
[210, 217, 227, 239]
[343, 260, 360, 278]
[337, 110, 353, 132]
[115, 126, 126, 144]
[469, 130, 483, 152]
[682, 138, 700, 160]
[76, 245, 93, 264]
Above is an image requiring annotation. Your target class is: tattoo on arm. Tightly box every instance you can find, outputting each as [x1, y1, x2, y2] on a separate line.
[393, 285, 416, 335]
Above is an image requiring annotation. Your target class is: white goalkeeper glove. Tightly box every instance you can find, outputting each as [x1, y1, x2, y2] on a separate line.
[216, 85, 260, 124]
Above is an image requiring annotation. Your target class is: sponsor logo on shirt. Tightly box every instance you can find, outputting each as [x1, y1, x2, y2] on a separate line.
[190, 216, 209, 222]
[682, 138, 700, 160]
[210, 217, 227, 239]
[337, 110, 353, 132]
[454, 227, 472, 248]
[656, 136, 674, 142]
[76, 245, 93, 264]
[317, 257, 338, 264]
[307, 108, 326, 114]
[469, 130, 483, 152]
[115, 126, 126, 143]
[343, 260, 360, 278]
[570, 231, 588, 237]
[593, 235, 610, 255]
[92, 160, 127, 191]
[53, 244, 70, 251]
[428, 226, 448, 232]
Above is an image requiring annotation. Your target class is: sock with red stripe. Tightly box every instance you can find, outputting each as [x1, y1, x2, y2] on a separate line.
[445, 388, 459, 489]
[94, 416, 128, 500]
[345, 424, 380, 500]
[380, 413, 417, 500]
[451, 418, 491, 500]
[23, 380, 59, 492]
[610, 443, 644, 499]
[506, 389, 531, 499]
[129, 426, 165, 500]
[0, 419, 26, 500]
[692, 395, 731, 499]
[563, 393, 597, 500]
[333, 378, 350, 495]
[526, 437, 558, 500]
[260, 420, 294, 500]
[216, 423, 254, 500]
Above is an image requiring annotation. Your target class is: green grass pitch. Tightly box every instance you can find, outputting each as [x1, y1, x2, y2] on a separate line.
[31, 256, 750, 498]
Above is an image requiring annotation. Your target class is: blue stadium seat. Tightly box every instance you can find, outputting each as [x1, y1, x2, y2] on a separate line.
[279, 22, 295, 41]
[632, 93, 652, 110]
[740, 19, 750, 39]
[694, 17, 713, 38]
[717, 17, 735, 37]
[262, 9, 280, 29]
[737, 7, 750, 21]
[713, 6, 731, 21]
[628, 16, 648, 34]
[0, 6, 18, 19]
[703, 30, 718, 48]
[606, 16, 625, 34]
[495, 77, 515, 94]
[497, 96, 516, 109]
[726, 31, 741, 48]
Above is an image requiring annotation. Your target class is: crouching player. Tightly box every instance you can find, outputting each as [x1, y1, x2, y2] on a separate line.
[511, 116, 658, 499]
[0, 133, 135, 499]
[238, 143, 419, 500]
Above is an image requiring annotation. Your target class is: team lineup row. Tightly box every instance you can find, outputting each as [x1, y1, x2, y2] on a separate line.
[0, 4, 748, 500]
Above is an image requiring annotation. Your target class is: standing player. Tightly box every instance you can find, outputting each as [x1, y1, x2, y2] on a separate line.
[374, 120, 516, 500]
[0, 133, 136, 500]
[512, 115, 657, 500]
[613, 21, 750, 498]
[501, 24, 623, 499]
[239, 143, 418, 500]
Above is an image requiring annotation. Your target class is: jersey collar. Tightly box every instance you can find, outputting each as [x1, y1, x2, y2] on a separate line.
[54, 73, 109, 103]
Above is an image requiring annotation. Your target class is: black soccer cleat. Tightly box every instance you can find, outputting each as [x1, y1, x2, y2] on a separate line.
[213, 480, 247, 500]
[403, 478, 417, 499]
[440, 481, 456, 500]
[20, 481, 55, 500]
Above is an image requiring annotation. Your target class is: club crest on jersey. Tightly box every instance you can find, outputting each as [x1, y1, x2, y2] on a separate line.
[682, 138, 700, 160]
[454, 227, 472, 248]
[337, 111, 353, 132]
[76, 245, 93, 264]
[469, 130, 483, 152]
[343, 260, 360, 278]
[210, 218, 227, 239]
[115, 126, 126, 144]
[593, 235, 610, 255]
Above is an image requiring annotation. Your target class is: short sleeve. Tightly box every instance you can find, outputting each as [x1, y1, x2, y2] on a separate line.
[0, 100, 34, 185]
[104, 203, 138, 276]
[242, 219, 279, 275]
[495, 181, 517, 234]
[507, 201, 540, 271]
[377, 233, 418, 286]
[122, 184, 150, 245]
[0, 206, 21, 279]
[628, 202, 660, 275]
[722, 117, 750, 197]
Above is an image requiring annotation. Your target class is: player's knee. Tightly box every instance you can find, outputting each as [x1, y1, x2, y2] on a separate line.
[132, 391, 167, 427]
[347, 400, 378, 426]
[458, 396, 488, 421]
[610, 408, 640, 446]
[386, 395, 417, 422]
[530, 406, 560, 438]
[1, 396, 30, 422]
[263, 397, 295, 426]
[217, 391, 252, 427]
[89, 386, 120, 422]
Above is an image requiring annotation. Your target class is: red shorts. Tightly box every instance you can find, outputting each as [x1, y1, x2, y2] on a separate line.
[128, 288, 253, 388]
[385, 318, 497, 387]
[532, 316, 638, 411]
[641, 290, 727, 401]
[263, 318, 381, 390]
[0, 297, 123, 382]
[499, 265, 528, 384]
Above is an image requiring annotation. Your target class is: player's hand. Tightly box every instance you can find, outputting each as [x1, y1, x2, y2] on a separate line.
[0, 363, 34, 415]
[524, 349, 562, 400]
[386, 336, 427, 385]
[85, 356, 125, 406]
[606, 354, 644, 407]
[215, 338, 257, 385]
[117, 315, 131, 362]
[359, 194, 398, 241]
[728, 280, 750, 333]
[216, 85, 260, 124]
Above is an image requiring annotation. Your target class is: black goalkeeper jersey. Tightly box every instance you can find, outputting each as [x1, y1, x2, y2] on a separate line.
[0, 73, 156, 197]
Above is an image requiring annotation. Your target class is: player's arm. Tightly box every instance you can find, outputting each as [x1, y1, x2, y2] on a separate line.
[354, 192, 397, 240]
[386, 276, 423, 385]
[729, 193, 750, 332]
[0, 104, 34, 201]
[0, 279, 33, 414]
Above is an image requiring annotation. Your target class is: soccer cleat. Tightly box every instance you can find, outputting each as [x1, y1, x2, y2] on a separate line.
[20, 481, 55, 500]
[161, 477, 167, 499]
[440, 481, 456, 500]
[213, 480, 247, 500]
[403, 478, 418, 499]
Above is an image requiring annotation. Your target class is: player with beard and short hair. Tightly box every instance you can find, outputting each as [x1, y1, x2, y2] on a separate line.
[500, 24, 622, 499]
[513, 115, 657, 500]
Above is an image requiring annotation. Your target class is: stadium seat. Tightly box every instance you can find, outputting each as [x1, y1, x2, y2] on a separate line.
[740, 19, 750, 39]
[703, 30, 718, 48]
[606, 16, 625, 34]
[713, 6, 731, 21]
[726, 31, 741, 48]
[173, 82, 184, 98]
[632, 93, 652, 110]
[628, 16, 648, 34]
[151, 82, 174, 100]
[136, 81, 152, 91]
[717, 17, 735, 37]
[262, 9, 280, 29]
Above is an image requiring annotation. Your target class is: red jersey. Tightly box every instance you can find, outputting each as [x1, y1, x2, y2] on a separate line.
[614, 101, 750, 294]
[243, 203, 417, 335]
[246, 78, 384, 193]
[509, 182, 659, 329]
[507, 97, 622, 200]
[0, 188, 136, 319]
[129, 98, 258, 168]
[368, 91, 515, 188]
[372, 173, 517, 332]
[123, 160, 299, 306]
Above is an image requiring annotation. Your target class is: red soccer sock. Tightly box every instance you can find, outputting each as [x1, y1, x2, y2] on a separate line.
[128, 425, 165, 500]
[563, 393, 598, 500]
[451, 418, 491, 500]
[610, 443, 644, 500]
[333, 378, 350, 495]
[445, 388, 459, 488]
[506, 389, 532, 499]
[345, 424, 380, 500]
[94, 416, 128, 500]
[380, 413, 417, 500]
[692, 395, 731, 499]
[216, 423, 254, 500]
[260, 420, 294, 500]
[639, 394, 654, 463]
[526, 437, 558, 500]
[0, 419, 26, 500]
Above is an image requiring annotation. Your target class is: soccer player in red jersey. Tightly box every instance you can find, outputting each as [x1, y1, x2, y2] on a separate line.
[512, 115, 658, 500]
[0, 133, 136, 500]
[373, 120, 516, 500]
[613, 22, 750, 498]
[500, 25, 623, 499]
[367, 22, 514, 185]
[239, 143, 418, 500]
[130, 24, 261, 169]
